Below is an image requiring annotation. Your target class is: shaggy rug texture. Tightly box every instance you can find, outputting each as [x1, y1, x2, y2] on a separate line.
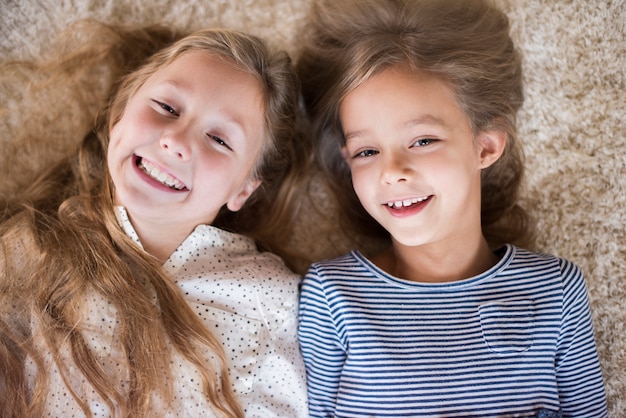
[1, 0, 624, 415]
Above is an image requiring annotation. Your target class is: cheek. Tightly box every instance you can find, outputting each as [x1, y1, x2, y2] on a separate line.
[108, 123, 121, 147]
[432, 149, 479, 176]
[195, 153, 235, 187]
[107, 124, 122, 161]
[349, 167, 372, 199]
[107, 122, 133, 171]
[112, 106, 154, 139]
[107, 111, 137, 150]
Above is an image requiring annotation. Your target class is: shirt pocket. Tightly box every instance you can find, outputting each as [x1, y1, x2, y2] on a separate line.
[478, 299, 534, 354]
[203, 306, 262, 395]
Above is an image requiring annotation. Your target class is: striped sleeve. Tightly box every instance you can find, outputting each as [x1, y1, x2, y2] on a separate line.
[555, 258, 607, 417]
[298, 264, 345, 418]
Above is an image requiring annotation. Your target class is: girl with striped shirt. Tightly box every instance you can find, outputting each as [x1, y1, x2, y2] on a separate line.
[296, 0, 607, 416]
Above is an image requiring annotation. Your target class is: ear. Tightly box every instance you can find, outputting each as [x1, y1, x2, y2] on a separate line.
[477, 128, 507, 169]
[226, 178, 262, 212]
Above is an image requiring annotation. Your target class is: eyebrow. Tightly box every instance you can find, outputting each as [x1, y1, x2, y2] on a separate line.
[344, 114, 447, 142]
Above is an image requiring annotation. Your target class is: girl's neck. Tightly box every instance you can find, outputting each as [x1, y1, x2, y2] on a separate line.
[371, 236, 499, 283]
[126, 214, 191, 264]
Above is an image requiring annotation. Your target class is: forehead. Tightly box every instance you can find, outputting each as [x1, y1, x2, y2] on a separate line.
[344, 66, 457, 107]
[340, 66, 468, 134]
[149, 51, 261, 94]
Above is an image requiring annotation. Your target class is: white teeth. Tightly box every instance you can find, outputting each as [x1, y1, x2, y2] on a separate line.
[387, 196, 428, 208]
[157, 172, 168, 182]
[138, 158, 185, 190]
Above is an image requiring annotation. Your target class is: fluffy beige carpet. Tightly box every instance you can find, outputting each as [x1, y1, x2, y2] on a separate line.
[1, 0, 624, 415]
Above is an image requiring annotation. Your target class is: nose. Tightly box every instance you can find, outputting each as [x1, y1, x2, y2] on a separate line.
[380, 150, 413, 185]
[159, 128, 191, 161]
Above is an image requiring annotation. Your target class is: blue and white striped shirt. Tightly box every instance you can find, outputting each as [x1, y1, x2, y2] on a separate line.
[298, 245, 607, 417]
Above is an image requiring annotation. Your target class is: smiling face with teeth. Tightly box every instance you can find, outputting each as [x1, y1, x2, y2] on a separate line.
[107, 51, 265, 257]
[340, 65, 506, 252]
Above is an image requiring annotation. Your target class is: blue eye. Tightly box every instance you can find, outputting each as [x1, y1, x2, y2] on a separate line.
[413, 138, 436, 147]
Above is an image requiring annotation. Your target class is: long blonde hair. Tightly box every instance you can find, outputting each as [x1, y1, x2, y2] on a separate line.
[0, 21, 304, 417]
[104, 27, 308, 266]
[297, 0, 534, 250]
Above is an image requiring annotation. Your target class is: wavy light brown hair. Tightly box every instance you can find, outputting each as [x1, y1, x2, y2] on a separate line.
[297, 0, 534, 250]
[0, 21, 305, 417]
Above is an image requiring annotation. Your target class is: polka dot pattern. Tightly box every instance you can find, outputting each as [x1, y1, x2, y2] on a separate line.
[24, 207, 308, 417]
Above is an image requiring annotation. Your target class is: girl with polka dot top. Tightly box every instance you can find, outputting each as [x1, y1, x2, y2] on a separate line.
[0, 21, 308, 417]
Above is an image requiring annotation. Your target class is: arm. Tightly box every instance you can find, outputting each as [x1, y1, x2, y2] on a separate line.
[298, 265, 346, 418]
[556, 259, 607, 417]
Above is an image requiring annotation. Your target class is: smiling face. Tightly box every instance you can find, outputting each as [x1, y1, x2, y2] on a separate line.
[340, 65, 504, 251]
[107, 51, 265, 241]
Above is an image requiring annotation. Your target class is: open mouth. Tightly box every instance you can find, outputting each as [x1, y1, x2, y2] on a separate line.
[386, 196, 430, 208]
[136, 156, 188, 191]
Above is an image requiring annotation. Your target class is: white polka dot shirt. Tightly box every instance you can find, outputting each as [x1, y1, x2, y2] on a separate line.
[22, 207, 308, 417]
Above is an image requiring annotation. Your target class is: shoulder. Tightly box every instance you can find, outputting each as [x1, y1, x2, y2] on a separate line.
[307, 251, 365, 276]
[301, 251, 371, 295]
[180, 225, 300, 283]
[210, 231, 302, 305]
[507, 245, 586, 289]
[250, 250, 301, 295]
[506, 245, 569, 271]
